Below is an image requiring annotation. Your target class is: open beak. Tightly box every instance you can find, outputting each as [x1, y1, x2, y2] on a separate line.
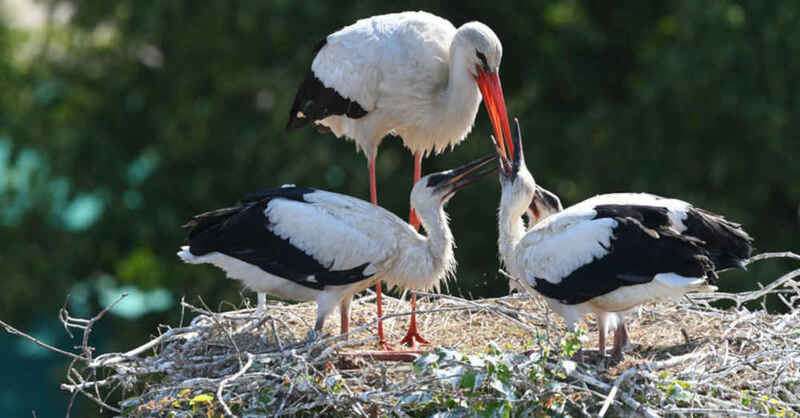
[476, 69, 513, 160]
[490, 117, 524, 180]
[431, 154, 498, 199]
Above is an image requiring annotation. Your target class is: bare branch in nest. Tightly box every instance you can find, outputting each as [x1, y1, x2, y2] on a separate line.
[4, 252, 800, 416]
[0, 319, 83, 361]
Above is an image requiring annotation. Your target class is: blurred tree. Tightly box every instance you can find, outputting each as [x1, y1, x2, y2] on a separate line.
[1, 0, 798, 415]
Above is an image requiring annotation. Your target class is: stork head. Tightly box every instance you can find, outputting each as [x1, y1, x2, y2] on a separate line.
[457, 22, 503, 75]
[527, 185, 563, 226]
[492, 118, 536, 218]
[454, 22, 513, 162]
[411, 154, 497, 214]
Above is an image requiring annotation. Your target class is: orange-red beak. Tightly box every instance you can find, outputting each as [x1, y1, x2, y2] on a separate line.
[476, 69, 513, 160]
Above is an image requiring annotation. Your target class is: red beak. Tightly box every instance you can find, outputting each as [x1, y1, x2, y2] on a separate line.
[476, 69, 513, 160]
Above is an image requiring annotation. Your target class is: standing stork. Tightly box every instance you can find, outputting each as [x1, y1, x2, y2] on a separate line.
[178, 155, 496, 342]
[286, 11, 513, 348]
[493, 119, 753, 360]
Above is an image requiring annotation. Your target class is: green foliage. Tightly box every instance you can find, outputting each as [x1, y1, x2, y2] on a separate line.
[407, 338, 582, 416]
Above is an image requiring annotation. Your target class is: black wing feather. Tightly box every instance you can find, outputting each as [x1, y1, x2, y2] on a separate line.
[533, 217, 714, 305]
[593, 203, 753, 271]
[593, 204, 672, 229]
[683, 207, 753, 270]
[184, 187, 372, 290]
[286, 37, 368, 131]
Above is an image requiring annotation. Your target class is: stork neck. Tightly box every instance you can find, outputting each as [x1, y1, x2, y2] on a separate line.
[397, 201, 454, 286]
[417, 204, 454, 262]
[439, 43, 482, 124]
[498, 198, 527, 263]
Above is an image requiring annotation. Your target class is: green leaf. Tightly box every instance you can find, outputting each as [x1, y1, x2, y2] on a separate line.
[438, 347, 463, 362]
[482, 400, 512, 418]
[413, 352, 439, 374]
[460, 370, 477, 390]
[398, 391, 433, 406]
[189, 394, 214, 406]
[434, 364, 466, 388]
[489, 376, 517, 401]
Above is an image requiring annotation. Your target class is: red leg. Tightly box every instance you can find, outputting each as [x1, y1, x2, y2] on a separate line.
[611, 326, 624, 362]
[620, 322, 630, 348]
[400, 152, 430, 347]
[369, 159, 378, 206]
[340, 299, 350, 336]
[369, 160, 392, 351]
[408, 152, 422, 230]
[399, 291, 430, 347]
[598, 318, 607, 359]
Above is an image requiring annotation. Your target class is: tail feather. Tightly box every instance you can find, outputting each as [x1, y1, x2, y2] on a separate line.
[685, 207, 754, 271]
[177, 246, 203, 264]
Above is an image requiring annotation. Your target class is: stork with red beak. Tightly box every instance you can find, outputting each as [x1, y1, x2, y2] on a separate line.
[287, 11, 513, 349]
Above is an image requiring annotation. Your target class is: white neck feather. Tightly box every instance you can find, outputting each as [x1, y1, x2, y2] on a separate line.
[388, 203, 455, 291]
[393, 32, 482, 156]
[404, 39, 481, 156]
[498, 192, 527, 266]
[442, 43, 482, 115]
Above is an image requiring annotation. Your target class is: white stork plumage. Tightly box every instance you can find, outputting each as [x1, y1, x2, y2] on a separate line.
[286, 11, 513, 347]
[178, 155, 495, 341]
[493, 120, 753, 360]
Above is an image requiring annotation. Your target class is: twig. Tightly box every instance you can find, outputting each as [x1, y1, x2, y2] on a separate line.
[598, 367, 636, 417]
[0, 319, 83, 360]
[217, 352, 254, 417]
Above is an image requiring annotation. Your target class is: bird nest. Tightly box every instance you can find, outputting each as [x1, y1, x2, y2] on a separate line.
[4, 253, 800, 417]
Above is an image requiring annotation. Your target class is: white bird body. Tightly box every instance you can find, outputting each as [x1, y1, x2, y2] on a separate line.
[291, 11, 506, 160]
[493, 120, 752, 359]
[178, 156, 494, 336]
[179, 248, 368, 315]
[503, 202, 715, 331]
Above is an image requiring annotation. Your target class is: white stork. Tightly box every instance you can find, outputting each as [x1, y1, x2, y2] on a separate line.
[178, 155, 496, 342]
[286, 11, 513, 347]
[493, 120, 753, 360]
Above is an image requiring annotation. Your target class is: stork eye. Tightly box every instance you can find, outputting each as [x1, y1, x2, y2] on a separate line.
[476, 50, 489, 70]
[426, 173, 449, 188]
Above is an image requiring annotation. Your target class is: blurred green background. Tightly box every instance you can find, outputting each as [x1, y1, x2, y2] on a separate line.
[1, 0, 798, 415]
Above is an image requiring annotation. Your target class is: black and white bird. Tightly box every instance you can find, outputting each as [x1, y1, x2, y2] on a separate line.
[493, 120, 753, 360]
[286, 11, 513, 347]
[178, 155, 496, 342]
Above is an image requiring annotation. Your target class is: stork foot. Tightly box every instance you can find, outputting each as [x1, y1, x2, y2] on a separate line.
[399, 321, 430, 348]
[399, 332, 429, 348]
[377, 318, 393, 351]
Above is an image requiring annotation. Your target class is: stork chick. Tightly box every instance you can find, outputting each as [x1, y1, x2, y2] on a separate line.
[178, 155, 496, 342]
[493, 119, 752, 360]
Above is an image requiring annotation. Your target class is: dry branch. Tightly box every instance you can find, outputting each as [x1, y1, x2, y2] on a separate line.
[2, 252, 800, 416]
